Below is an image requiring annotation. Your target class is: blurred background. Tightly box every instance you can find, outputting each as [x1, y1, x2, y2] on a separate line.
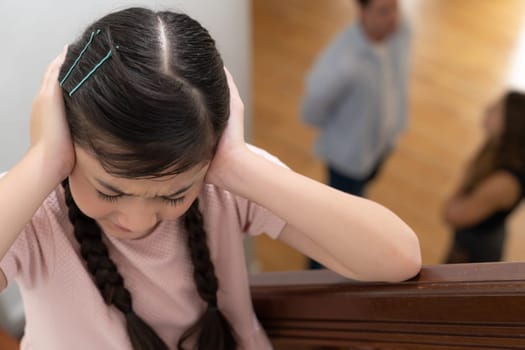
[251, 0, 525, 271]
[2, 0, 525, 346]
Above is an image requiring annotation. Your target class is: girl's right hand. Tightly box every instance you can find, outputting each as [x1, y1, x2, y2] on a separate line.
[30, 48, 75, 181]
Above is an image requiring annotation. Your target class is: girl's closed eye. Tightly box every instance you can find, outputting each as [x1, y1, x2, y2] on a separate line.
[96, 190, 121, 202]
[96, 190, 185, 206]
[161, 196, 185, 206]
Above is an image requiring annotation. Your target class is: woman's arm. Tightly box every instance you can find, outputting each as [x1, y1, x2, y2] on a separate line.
[443, 171, 521, 230]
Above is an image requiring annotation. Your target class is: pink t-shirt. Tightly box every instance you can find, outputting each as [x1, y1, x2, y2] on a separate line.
[0, 154, 287, 349]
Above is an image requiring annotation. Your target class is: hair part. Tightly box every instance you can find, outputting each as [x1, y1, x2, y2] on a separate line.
[60, 8, 229, 178]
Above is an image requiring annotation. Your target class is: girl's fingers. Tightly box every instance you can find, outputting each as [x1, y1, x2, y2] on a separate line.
[41, 46, 68, 93]
[224, 68, 238, 95]
[224, 68, 241, 100]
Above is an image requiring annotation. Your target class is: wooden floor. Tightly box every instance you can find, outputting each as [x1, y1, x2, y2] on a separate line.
[252, 0, 525, 270]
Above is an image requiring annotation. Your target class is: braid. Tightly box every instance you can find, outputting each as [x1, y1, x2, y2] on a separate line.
[62, 181, 236, 349]
[62, 180, 169, 350]
[178, 199, 237, 350]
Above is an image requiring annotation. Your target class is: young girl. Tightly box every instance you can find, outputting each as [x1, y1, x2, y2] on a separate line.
[444, 91, 525, 263]
[0, 7, 421, 350]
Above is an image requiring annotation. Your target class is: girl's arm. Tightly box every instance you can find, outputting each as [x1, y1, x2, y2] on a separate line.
[228, 151, 421, 282]
[0, 50, 74, 291]
[443, 171, 521, 230]
[208, 70, 421, 283]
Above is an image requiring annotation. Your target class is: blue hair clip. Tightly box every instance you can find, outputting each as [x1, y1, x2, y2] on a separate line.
[68, 46, 119, 96]
[60, 29, 118, 96]
[60, 29, 101, 86]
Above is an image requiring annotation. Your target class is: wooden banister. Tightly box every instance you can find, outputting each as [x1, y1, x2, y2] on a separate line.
[250, 262, 525, 349]
[0, 328, 18, 350]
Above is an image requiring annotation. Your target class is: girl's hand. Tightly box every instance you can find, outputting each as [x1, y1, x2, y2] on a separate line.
[206, 68, 250, 188]
[30, 47, 75, 180]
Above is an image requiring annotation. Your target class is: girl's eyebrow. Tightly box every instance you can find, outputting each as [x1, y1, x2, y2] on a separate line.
[162, 184, 193, 198]
[96, 178, 127, 195]
[94, 178, 193, 198]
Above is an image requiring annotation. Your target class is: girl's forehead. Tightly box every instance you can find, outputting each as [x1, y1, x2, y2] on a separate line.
[75, 146, 209, 196]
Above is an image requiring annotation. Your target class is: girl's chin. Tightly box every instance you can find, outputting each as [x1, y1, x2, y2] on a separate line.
[97, 220, 156, 240]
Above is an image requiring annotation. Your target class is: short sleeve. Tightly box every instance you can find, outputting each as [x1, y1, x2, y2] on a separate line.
[1, 220, 44, 288]
[0, 172, 56, 289]
[233, 145, 288, 239]
[233, 195, 287, 239]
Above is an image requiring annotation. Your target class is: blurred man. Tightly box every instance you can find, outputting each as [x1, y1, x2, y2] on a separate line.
[301, 0, 411, 268]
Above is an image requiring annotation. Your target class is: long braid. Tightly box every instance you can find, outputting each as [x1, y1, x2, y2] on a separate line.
[62, 180, 169, 350]
[178, 199, 237, 350]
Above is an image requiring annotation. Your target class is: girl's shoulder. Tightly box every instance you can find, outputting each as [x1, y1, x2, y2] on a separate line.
[199, 182, 285, 239]
[0, 177, 69, 289]
[199, 144, 288, 211]
[198, 146, 288, 238]
[35, 184, 69, 225]
[0, 171, 68, 224]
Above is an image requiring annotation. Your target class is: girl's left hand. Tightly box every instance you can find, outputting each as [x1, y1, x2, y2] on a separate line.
[206, 68, 249, 188]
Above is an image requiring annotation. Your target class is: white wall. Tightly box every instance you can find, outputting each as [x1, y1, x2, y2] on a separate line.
[0, 0, 251, 335]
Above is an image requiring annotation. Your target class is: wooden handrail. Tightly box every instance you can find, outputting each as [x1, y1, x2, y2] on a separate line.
[250, 262, 525, 349]
[0, 328, 18, 350]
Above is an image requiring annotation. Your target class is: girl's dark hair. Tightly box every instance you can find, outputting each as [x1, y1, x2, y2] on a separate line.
[59, 7, 236, 350]
[463, 91, 525, 192]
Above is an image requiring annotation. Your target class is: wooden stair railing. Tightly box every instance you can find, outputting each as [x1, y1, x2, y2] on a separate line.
[0, 328, 18, 350]
[250, 262, 525, 350]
